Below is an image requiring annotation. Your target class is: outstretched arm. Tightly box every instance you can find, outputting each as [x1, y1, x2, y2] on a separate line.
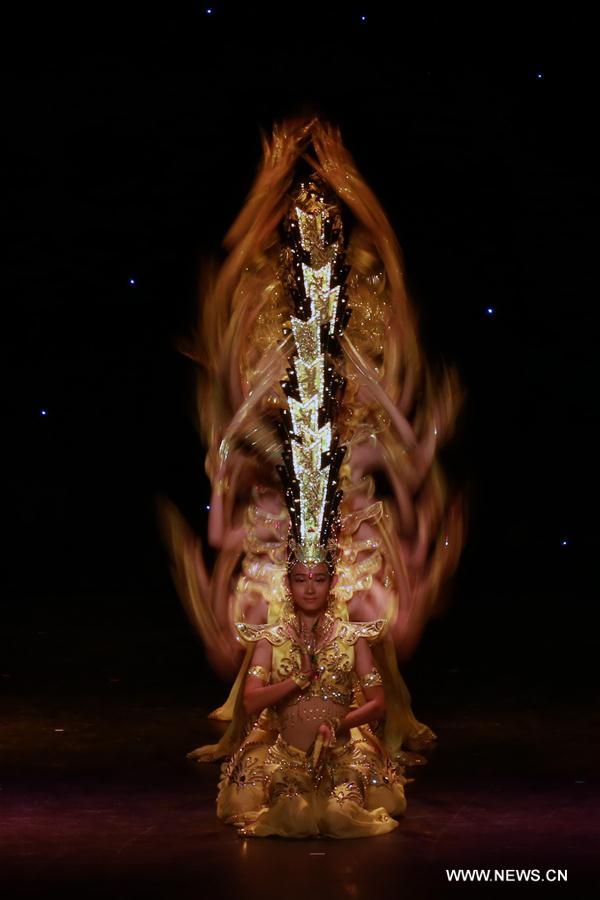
[207, 463, 246, 550]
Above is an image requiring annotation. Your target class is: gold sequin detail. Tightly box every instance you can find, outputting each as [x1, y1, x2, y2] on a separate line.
[335, 619, 387, 645]
[235, 622, 288, 646]
[359, 668, 383, 689]
[247, 665, 270, 684]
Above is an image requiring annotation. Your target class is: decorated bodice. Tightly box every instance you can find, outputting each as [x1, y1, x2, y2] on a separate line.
[236, 615, 386, 708]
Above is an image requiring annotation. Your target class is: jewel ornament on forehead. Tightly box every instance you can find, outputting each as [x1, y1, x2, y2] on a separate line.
[277, 177, 351, 577]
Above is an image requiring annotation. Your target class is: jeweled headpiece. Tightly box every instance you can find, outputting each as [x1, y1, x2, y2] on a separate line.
[276, 175, 352, 577]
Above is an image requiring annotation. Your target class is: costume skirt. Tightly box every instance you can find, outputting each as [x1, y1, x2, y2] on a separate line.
[216, 722, 408, 839]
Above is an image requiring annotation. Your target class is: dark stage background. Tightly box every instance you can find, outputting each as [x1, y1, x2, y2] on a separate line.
[2, 6, 598, 898]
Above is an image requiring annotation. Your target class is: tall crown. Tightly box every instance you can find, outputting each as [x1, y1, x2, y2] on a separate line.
[275, 175, 352, 574]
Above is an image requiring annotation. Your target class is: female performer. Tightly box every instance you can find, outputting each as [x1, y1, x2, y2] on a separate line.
[159, 116, 465, 838]
[217, 557, 407, 839]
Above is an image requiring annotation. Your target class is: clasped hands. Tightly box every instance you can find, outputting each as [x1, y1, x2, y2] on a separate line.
[291, 654, 318, 691]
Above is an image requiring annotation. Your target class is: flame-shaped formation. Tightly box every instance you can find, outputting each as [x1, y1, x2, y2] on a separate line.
[158, 117, 467, 689]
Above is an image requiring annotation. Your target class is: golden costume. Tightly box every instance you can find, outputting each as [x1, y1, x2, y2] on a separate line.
[159, 117, 466, 840]
[216, 615, 408, 838]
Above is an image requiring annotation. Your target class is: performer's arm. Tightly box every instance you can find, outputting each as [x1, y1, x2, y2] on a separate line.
[242, 639, 313, 716]
[207, 465, 245, 550]
[337, 637, 385, 735]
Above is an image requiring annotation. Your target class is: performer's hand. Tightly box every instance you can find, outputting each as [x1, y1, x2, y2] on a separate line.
[317, 722, 333, 744]
[311, 724, 332, 772]
[291, 654, 314, 691]
[297, 670, 314, 690]
[300, 651, 314, 678]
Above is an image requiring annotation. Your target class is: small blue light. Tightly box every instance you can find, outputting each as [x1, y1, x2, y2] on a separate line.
[360, 14, 367, 22]
[40, 409, 48, 416]
[206, 505, 211, 511]
[129, 278, 136, 285]
[486, 306, 495, 316]
[206, 6, 213, 13]
[536, 72, 544, 80]
[560, 539, 569, 547]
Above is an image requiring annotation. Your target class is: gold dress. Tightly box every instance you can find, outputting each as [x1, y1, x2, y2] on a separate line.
[215, 615, 408, 839]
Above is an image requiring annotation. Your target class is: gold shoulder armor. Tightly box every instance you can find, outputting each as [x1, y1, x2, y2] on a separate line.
[235, 622, 288, 646]
[337, 619, 387, 645]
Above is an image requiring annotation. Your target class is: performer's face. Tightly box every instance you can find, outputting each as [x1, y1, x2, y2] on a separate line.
[287, 562, 333, 613]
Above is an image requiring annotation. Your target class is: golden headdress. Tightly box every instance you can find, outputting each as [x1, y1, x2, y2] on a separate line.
[276, 175, 350, 574]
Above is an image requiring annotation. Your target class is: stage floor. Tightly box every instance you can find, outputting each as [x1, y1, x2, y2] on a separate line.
[1, 620, 598, 898]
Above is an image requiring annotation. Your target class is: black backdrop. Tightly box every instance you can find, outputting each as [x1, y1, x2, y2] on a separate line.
[3, 7, 598, 715]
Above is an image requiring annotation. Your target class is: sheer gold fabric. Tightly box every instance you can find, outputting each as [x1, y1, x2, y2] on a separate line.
[217, 726, 407, 839]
